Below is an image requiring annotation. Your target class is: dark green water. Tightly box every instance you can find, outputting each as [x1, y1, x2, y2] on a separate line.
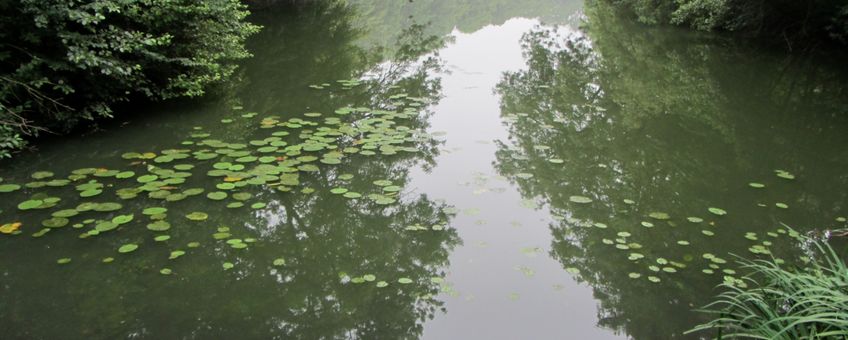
[1, 1, 847, 339]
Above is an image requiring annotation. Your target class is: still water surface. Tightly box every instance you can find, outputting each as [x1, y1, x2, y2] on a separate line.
[2, 1, 847, 339]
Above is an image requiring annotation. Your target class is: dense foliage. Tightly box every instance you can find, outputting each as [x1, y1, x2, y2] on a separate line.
[596, 0, 848, 45]
[0, 0, 260, 158]
[690, 236, 848, 339]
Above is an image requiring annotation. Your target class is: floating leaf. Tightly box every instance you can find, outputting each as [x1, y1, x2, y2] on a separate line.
[775, 170, 795, 180]
[186, 212, 208, 221]
[143, 207, 167, 215]
[648, 212, 670, 220]
[569, 196, 592, 204]
[748, 182, 765, 188]
[17, 199, 43, 210]
[147, 220, 171, 231]
[708, 207, 727, 216]
[42, 217, 69, 228]
[112, 214, 134, 225]
[207, 192, 228, 200]
[223, 262, 234, 270]
[397, 278, 413, 284]
[118, 244, 139, 253]
[272, 258, 285, 266]
[57, 258, 71, 264]
[0, 184, 21, 193]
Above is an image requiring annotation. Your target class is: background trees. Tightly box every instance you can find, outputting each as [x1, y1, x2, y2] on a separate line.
[0, 0, 260, 158]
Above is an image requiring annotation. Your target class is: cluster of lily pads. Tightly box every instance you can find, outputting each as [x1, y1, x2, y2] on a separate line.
[0, 82, 445, 280]
[556, 168, 833, 287]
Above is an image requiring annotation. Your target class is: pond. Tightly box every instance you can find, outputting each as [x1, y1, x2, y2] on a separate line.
[2, 1, 848, 339]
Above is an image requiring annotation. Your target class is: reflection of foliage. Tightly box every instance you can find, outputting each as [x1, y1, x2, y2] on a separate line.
[351, 0, 582, 46]
[0, 2, 459, 339]
[691, 237, 848, 339]
[494, 3, 848, 340]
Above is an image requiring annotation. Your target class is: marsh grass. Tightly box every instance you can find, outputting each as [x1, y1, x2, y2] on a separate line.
[688, 236, 848, 339]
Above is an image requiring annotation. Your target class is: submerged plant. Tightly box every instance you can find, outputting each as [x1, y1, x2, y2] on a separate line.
[688, 237, 848, 339]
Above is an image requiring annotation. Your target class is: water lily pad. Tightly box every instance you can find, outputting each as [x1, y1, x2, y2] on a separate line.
[687, 217, 703, 223]
[207, 192, 228, 200]
[223, 262, 234, 270]
[143, 207, 167, 215]
[57, 258, 71, 264]
[708, 207, 727, 216]
[31, 171, 54, 179]
[42, 217, 69, 228]
[397, 278, 413, 284]
[0, 184, 21, 193]
[272, 258, 285, 266]
[648, 212, 670, 220]
[147, 221, 171, 231]
[569, 196, 592, 204]
[775, 202, 789, 209]
[137, 175, 158, 183]
[748, 182, 765, 188]
[775, 170, 795, 180]
[154, 235, 171, 242]
[169, 250, 185, 259]
[160, 268, 172, 275]
[93, 202, 122, 212]
[112, 214, 134, 225]
[186, 212, 208, 221]
[52, 209, 79, 218]
[118, 244, 139, 253]
[18, 199, 43, 210]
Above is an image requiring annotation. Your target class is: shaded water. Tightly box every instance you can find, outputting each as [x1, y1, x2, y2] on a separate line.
[2, 1, 848, 339]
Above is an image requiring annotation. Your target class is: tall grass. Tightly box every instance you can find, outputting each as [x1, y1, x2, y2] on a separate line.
[688, 237, 848, 339]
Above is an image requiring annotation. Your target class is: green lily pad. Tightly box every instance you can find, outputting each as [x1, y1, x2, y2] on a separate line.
[147, 220, 171, 231]
[748, 182, 765, 188]
[272, 258, 285, 266]
[207, 192, 228, 200]
[42, 217, 69, 228]
[0, 184, 21, 193]
[57, 258, 71, 264]
[118, 244, 139, 253]
[687, 217, 703, 223]
[143, 207, 167, 215]
[708, 207, 727, 216]
[397, 278, 413, 284]
[569, 196, 592, 204]
[31, 171, 54, 179]
[169, 250, 185, 259]
[112, 214, 134, 225]
[648, 212, 670, 220]
[154, 235, 171, 242]
[18, 199, 44, 210]
[137, 175, 158, 183]
[186, 212, 208, 221]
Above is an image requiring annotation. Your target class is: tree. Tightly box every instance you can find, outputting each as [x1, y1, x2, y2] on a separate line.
[0, 0, 260, 157]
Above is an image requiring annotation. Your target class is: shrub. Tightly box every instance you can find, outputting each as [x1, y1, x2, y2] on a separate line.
[0, 0, 260, 157]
